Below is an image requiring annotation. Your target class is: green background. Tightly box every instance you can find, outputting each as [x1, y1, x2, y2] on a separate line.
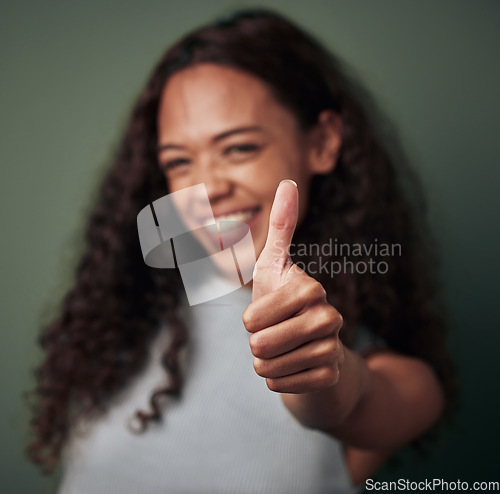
[1, 1, 499, 492]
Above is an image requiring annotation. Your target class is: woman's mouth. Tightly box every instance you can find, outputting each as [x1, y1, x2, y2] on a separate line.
[199, 206, 262, 248]
[201, 206, 261, 228]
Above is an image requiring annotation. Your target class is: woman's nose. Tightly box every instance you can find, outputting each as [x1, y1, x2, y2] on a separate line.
[195, 160, 232, 203]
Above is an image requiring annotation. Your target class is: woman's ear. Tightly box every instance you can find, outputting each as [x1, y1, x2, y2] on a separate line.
[308, 110, 343, 175]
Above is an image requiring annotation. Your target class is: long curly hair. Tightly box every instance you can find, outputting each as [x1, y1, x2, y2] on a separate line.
[27, 8, 456, 474]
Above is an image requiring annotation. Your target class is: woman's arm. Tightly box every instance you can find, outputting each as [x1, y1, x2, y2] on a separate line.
[340, 351, 444, 485]
[280, 348, 444, 449]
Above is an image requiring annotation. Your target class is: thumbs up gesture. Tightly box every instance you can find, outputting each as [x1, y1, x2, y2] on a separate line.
[243, 180, 345, 395]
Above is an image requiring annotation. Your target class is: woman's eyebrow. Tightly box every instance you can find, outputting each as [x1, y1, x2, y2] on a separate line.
[157, 126, 266, 152]
[212, 125, 266, 142]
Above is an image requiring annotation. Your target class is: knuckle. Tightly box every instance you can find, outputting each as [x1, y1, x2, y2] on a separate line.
[335, 311, 344, 330]
[315, 338, 338, 362]
[317, 366, 339, 388]
[249, 334, 268, 358]
[312, 305, 338, 338]
[242, 307, 256, 332]
[311, 281, 327, 300]
[266, 378, 279, 392]
[253, 357, 267, 377]
[298, 280, 327, 304]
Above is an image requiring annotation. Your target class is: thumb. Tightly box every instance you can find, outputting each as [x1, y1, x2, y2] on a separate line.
[253, 179, 299, 298]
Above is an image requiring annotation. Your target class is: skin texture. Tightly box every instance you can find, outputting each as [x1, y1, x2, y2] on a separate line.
[157, 63, 444, 487]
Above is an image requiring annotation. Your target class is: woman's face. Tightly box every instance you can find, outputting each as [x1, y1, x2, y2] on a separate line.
[156, 63, 317, 269]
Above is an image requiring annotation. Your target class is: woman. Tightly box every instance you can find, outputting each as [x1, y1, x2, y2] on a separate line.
[27, 8, 455, 493]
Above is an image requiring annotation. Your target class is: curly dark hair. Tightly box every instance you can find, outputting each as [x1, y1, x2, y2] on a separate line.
[27, 8, 456, 474]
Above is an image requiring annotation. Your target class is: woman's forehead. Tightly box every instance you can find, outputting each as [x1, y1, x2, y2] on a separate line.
[157, 64, 296, 142]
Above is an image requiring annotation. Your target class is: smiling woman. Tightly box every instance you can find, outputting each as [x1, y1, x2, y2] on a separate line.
[26, 8, 455, 493]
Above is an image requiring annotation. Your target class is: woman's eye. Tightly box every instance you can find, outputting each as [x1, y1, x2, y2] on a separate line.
[160, 158, 190, 173]
[224, 144, 261, 158]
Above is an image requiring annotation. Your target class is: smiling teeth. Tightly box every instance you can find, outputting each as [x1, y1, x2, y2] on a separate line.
[202, 210, 256, 227]
[216, 210, 256, 223]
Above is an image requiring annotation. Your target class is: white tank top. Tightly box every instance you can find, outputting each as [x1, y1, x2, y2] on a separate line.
[58, 283, 362, 494]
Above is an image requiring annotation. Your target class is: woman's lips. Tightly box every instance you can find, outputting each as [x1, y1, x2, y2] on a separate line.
[200, 206, 261, 227]
[200, 206, 262, 250]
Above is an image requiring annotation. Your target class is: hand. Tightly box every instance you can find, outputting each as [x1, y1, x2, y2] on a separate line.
[242, 180, 344, 394]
